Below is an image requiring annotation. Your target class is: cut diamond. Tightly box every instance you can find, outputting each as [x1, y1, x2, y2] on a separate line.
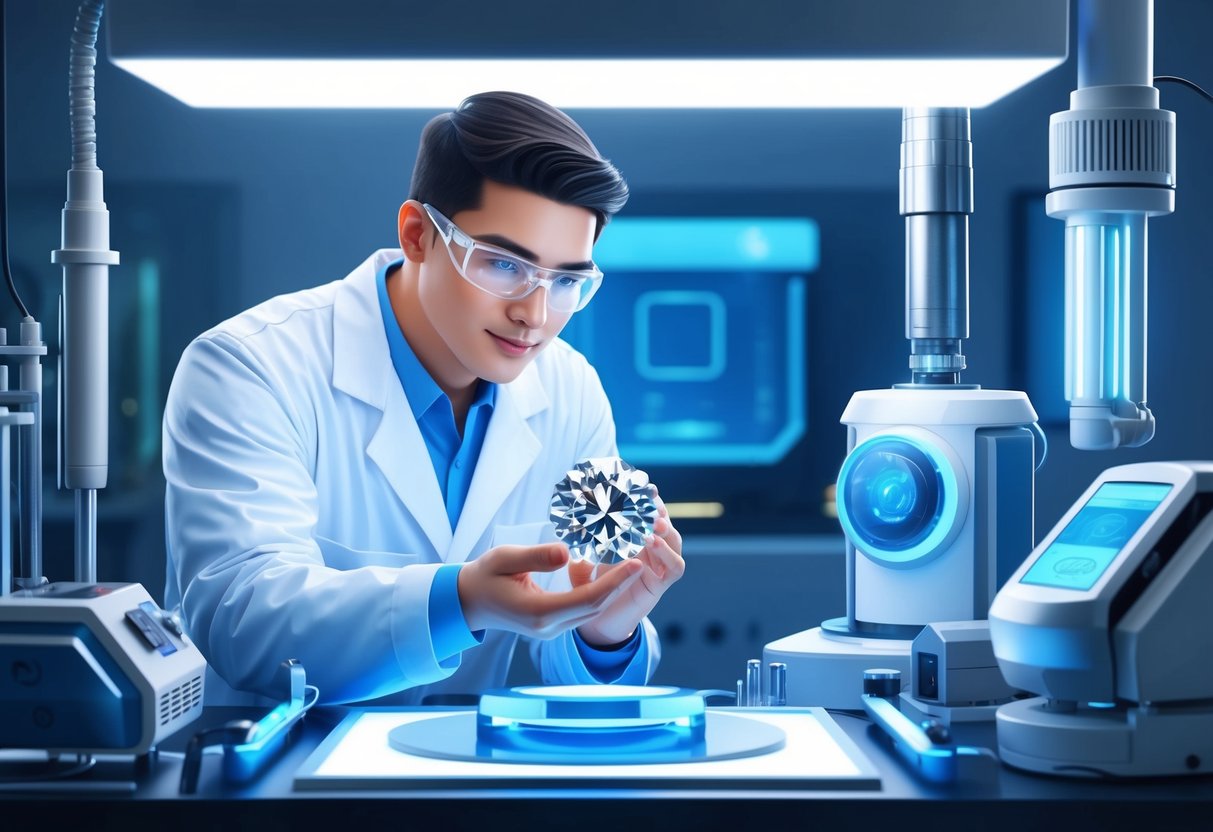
[550, 458, 657, 565]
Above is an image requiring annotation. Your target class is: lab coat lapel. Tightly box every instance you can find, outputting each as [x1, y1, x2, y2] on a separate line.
[331, 252, 453, 556]
[366, 385, 453, 556]
[447, 366, 548, 563]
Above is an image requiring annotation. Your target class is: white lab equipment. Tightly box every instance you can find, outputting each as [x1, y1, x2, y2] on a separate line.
[766, 388, 1039, 707]
[0, 582, 205, 755]
[0, 1, 207, 764]
[1053, 0, 1175, 450]
[989, 461, 1213, 777]
[765, 106, 1042, 708]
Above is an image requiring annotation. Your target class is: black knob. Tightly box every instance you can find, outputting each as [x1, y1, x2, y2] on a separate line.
[863, 668, 902, 698]
[921, 719, 952, 745]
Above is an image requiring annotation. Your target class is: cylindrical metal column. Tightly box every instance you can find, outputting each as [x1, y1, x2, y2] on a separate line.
[900, 108, 972, 385]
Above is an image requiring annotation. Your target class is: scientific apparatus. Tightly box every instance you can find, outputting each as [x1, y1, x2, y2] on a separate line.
[767, 109, 1042, 707]
[1052, 0, 1175, 450]
[296, 685, 881, 790]
[989, 461, 1213, 777]
[902, 620, 1019, 723]
[0, 1, 207, 760]
[0, 582, 205, 755]
[386, 685, 788, 766]
[861, 668, 959, 783]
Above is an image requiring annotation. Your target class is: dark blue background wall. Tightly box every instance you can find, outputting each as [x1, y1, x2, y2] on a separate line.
[4, 0, 1212, 687]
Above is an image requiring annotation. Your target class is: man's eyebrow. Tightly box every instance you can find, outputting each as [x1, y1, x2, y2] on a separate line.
[476, 234, 595, 272]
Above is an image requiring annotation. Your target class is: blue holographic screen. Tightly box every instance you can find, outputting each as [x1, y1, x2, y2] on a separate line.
[561, 218, 818, 466]
[1021, 481, 1172, 591]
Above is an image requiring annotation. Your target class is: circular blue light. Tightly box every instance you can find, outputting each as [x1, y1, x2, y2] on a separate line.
[837, 434, 962, 566]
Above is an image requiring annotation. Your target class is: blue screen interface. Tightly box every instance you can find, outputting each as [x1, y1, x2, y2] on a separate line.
[1020, 481, 1173, 591]
[562, 217, 817, 466]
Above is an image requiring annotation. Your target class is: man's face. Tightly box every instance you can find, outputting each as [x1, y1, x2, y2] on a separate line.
[412, 180, 598, 388]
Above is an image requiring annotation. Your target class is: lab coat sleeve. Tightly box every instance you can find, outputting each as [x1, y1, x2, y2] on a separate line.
[164, 334, 456, 703]
[527, 354, 662, 684]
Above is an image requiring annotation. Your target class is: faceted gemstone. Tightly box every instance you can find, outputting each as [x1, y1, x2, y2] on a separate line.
[549, 458, 658, 565]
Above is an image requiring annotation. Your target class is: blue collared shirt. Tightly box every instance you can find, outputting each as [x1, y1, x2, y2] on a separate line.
[376, 259, 640, 675]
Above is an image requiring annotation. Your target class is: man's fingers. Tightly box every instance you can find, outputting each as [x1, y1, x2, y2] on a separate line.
[643, 535, 685, 584]
[652, 514, 683, 557]
[484, 543, 569, 575]
[533, 558, 642, 618]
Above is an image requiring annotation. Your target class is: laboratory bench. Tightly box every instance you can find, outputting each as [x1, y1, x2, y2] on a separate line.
[4, 705, 1211, 831]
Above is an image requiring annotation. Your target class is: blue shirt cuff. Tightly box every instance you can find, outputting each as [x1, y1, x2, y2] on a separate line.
[429, 564, 484, 665]
[572, 627, 642, 682]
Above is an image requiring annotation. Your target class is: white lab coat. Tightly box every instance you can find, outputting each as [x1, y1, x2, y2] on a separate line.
[163, 249, 659, 705]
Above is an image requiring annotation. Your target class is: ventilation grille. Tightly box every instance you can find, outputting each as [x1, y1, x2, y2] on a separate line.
[158, 675, 204, 727]
[1050, 110, 1175, 188]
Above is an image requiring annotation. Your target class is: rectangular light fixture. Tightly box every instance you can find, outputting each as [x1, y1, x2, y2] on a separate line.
[107, 0, 1068, 109]
[109, 57, 1065, 110]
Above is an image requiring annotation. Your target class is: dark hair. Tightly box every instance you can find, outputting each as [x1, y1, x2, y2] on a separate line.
[409, 91, 628, 236]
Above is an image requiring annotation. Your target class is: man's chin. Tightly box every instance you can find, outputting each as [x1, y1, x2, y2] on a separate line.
[479, 354, 539, 385]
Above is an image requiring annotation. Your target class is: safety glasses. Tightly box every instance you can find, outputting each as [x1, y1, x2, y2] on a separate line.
[422, 203, 604, 313]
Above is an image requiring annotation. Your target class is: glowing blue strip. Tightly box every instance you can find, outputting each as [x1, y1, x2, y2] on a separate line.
[1074, 226, 1086, 399]
[594, 218, 819, 272]
[1121, 222, 1132, 401]
[478, 686, 705, 725]
[1110, 225, 1120, 399]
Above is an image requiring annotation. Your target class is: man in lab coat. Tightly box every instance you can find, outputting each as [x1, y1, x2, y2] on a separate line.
[163, 91, 684, 705]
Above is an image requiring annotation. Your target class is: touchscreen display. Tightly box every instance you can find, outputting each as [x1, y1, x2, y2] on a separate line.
[1020, 481, 1173, 591]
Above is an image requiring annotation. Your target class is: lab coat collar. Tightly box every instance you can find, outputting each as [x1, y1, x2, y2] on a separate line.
[332, 250, 549, 562]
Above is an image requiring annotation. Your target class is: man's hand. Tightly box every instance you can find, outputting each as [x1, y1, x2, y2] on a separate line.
[457, 543, 644, 639]
[571, 494, 685, 647]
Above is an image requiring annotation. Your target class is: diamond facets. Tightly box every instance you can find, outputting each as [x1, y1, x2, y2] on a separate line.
[550, 458, 658, 565]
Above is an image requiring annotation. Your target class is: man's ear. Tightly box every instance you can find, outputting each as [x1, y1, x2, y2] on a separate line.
[398, 200, 429, 263]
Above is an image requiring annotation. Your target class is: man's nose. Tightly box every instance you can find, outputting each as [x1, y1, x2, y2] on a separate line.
[508, 283, 549, 328]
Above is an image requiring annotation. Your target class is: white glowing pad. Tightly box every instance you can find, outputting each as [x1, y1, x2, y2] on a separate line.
[295, 708, 880, 791]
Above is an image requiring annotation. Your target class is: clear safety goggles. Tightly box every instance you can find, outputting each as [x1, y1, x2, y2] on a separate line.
[422, 203, 604, 313]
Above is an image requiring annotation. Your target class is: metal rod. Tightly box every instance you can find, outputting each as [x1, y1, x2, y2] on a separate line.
[74, 488, 97, 583]
[18, 319, 45, 586]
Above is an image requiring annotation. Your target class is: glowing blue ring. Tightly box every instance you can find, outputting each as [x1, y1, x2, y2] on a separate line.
[477, 685, 706, 737]
[836, 433, 962, 567]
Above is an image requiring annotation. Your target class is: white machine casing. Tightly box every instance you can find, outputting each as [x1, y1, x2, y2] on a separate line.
[765, 387, 1038, 708]
[989, 461, 1213, 777]
[0, 582, 206, 755]
[842, 388, 1037, 629]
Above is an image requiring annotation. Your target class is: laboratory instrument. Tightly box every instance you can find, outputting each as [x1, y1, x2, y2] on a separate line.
[990, 461, 1213, 777]
[903, 620, 1019, 722]
[297, 694, 881, 790]
[1052, 0, 1174, 450]
[180, 659, 316, 793]
[767, 109, 1041, 708]
[388, 685, 785, 765]
[0, 582, 205, 755]
[0, 3, 209, 768]
[861, 668, 961, 783]
[550, 457, 657, 564]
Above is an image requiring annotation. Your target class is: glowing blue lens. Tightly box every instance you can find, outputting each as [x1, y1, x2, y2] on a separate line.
[841, 439, 944, 552]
